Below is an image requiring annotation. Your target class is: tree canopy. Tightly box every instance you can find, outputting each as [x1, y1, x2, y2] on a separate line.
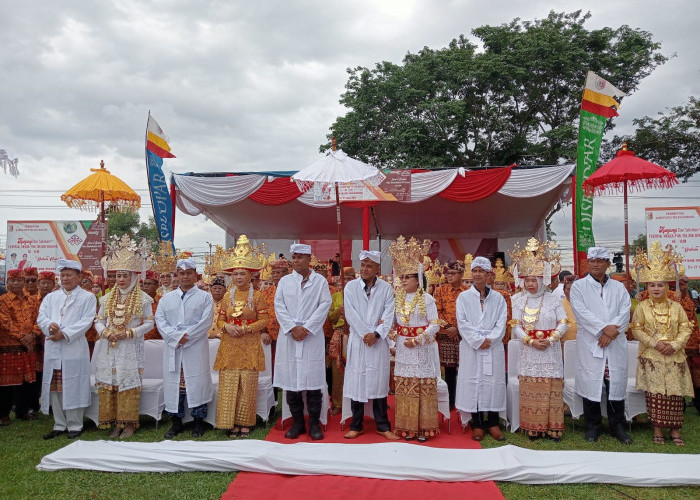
[602, 96, 700, 181]
[323, 10, 667, 169]
[106, 211, 159, 249]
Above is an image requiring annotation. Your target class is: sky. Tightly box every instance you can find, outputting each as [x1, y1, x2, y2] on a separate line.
[1, 0, 699, 267]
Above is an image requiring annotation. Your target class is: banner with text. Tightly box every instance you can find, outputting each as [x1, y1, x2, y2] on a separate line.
[146, 113, 176, 248]
[5, 220, 106, 276]
[646, 207, 700, 279]
[574, 71, 626, 275]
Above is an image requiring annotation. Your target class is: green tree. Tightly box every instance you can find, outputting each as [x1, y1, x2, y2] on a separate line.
[602, 97, 700, 181]
[623, 233, 647, 255]
[323, 10, 667, 168]
[106, 211, 159, 249]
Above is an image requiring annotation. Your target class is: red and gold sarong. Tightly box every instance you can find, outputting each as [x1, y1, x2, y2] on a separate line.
[519, 376, 564, 438]
[98, 386, 141, 428]
[394, 376, 439, 437]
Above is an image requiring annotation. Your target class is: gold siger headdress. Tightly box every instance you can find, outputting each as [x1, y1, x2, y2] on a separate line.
[102, 234, 153, 273]
[223, 235, 266, 271]
[204, 245, 230, 276]
[493, 258, 514, 284]
[509, 237, 561, 286]
[631, 240, 685, 283]
[423, 257, 444, 286]
[153, 241, 177, 275]
[389, 236, 431, 277]
[463, 253, 474, 280]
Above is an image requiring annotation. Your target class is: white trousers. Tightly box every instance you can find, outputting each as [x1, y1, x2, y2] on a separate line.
[50, 392, 84, 432]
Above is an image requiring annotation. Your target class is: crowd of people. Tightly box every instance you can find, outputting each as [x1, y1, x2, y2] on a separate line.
[0, 234, 698, 449]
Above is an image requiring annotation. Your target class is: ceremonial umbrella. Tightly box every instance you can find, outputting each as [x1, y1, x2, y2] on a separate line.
[61, 159, 141, 223]
[582, 143, 678, 280]
[292, 142, 380, 290]
[61, 159, 141, 272]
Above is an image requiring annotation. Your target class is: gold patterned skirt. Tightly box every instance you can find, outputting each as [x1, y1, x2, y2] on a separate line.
[394, 376, 439, 437]
[519, 376, 564, 437]
[216, 368, 259, 428]
[97, 386, 141, 428]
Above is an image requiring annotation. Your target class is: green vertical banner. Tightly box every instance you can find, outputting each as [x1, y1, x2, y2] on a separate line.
[574, 109, 607, 273]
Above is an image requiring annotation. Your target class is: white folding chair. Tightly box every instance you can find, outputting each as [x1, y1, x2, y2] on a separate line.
[432, 342, 451, 434]
[625, 340, 646, 422]
[256, 342, 276, 422]
[505, 339, 521, 432]
[562, 339, 582, 429]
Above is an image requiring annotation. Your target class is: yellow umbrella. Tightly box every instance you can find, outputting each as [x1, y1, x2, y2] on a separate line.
[61, 159, 141, 221]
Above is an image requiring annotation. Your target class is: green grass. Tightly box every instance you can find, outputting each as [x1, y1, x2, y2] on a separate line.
[482, 401, 700, 499]
[1, 400, 699, 499]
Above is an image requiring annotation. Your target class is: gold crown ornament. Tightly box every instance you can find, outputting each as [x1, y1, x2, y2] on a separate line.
[260, 253, 276, 281]
[310, 255, 328, 272]
[509, 237, 561, 285]
[389, 236, 431, 277]
[423, 256, 444, 285]
[493, 258, 514, 284]
[222, 235, 266, 272]
[101, 234, 153, 273]
[205, 245, 230, 276]
[153, 241, 177, 275]
[463, 253, 474, 280]
[631, 240, 685, 283]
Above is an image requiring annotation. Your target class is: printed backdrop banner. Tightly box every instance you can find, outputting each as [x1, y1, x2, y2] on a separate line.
[646, 207, 700, 279]
[5, 220, 106, 275]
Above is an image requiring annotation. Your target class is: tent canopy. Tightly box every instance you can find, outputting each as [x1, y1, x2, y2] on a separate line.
[172, 164, 574, 241]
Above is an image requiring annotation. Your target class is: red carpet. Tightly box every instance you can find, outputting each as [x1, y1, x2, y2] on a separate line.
[222, 397, 504, 500]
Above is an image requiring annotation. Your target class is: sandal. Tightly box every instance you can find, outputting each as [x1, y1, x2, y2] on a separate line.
[239, 427, 252, 438]
[229, 428, 241, 438]
[652, 435, 665, 445]
[671, 436, 685, 447]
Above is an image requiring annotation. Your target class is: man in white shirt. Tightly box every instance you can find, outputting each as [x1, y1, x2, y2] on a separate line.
[155, 258, 214, 439]
[456, 256, 507, 442]
[274, 243, 332, 440]
[570, 247, 632, 444]
[38, 259, 96, 439]
[342, 250, 398, 440]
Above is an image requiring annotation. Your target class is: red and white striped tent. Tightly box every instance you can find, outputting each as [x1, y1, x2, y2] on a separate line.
[171, 164, 573, 252]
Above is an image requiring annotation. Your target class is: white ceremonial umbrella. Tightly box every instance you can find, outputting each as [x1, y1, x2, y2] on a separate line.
[292, 145, 381, 290]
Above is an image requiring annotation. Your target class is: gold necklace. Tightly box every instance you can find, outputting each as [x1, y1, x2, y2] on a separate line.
[651, 299, 671, 340]
[522, 294, 545, 332]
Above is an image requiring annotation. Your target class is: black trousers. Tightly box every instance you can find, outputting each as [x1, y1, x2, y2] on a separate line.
[444, 366, 458, 409]
[583, 377, 626, 430]
[350, 397, 391, 432]
[0, 382, 33, 418]
[471, 410, 500, 429]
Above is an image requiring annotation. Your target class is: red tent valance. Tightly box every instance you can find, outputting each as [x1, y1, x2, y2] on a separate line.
[438, 166, 512, 202]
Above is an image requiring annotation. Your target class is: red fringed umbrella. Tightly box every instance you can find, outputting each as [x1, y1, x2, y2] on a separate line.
[582, 143, 678, 280]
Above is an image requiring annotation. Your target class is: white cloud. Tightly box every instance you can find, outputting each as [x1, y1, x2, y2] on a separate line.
[1, 0, 699, 260]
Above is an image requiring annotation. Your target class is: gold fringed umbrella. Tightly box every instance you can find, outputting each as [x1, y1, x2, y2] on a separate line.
[61, 159, 141, 222]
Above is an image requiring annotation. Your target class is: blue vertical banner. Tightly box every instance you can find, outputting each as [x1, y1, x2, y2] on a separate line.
[146, 113, 176, 250]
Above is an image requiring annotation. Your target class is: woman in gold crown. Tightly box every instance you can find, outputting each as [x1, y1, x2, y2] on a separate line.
[214, 235, 268, 438]
[631, 242, 693, 446]
[94, 236, 155, 438]
[389, 236, 441, 442]
[509, 238, 568, 441]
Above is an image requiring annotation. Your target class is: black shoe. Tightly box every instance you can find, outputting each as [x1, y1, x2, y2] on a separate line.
[584, 429, 599, 443]
[164, 417, 183, 439]
[309, 422, 324, 441]
[613, 423, 633, 445]
[285, 420, 306, 439]
[67, 430, 82, 439]
[43, 429, 66, 440]
[417, 435, 428, 443]
[191, 417, 205, 438]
